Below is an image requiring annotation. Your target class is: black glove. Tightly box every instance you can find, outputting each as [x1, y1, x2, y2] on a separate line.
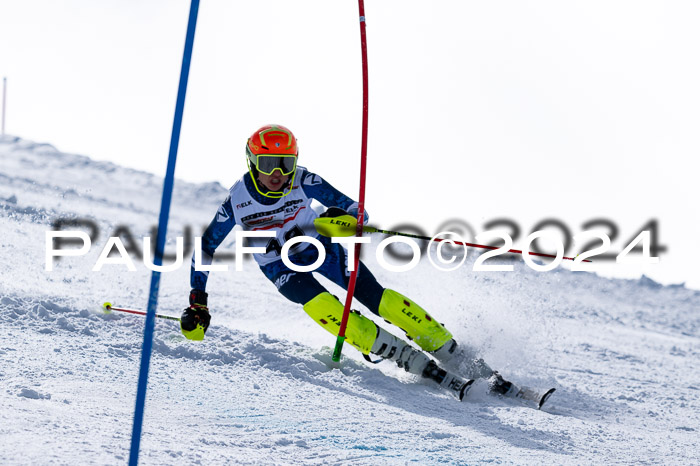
[320, 207, 349, 218]
[181, 289, 210, 340]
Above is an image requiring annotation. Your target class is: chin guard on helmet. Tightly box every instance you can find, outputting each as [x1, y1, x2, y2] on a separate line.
[246, 124, 299, 198]
[247, 159, 296, 199]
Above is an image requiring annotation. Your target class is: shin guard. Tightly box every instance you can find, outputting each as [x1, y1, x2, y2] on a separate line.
[303, 292, 377, 354]
[377, 289, 452, 352]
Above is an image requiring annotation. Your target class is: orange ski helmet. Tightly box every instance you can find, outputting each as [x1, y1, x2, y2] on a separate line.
[246, 124, 299, 198]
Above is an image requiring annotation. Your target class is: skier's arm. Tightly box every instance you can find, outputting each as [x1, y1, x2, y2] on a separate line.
[190, 195, 236, 291]
[300, 170, 369, 221]
[182, 197, 234, 341]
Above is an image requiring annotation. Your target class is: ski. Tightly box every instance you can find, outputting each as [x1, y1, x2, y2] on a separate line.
[510, 385, 556, 409]
[443, 362, 557, 409]
[432, 344, 557, 409]
[494, 379, 557, 410]
[422, 360, 475, 401]
[537, 388, 556, 409]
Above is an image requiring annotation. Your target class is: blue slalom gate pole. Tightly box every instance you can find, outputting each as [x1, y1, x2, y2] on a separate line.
[129, 1, 200, 464]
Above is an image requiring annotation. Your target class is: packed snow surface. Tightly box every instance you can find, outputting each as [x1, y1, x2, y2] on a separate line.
[1, 136, 699, 464]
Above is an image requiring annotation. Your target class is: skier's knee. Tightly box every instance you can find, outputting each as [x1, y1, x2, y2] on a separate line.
[302, 292, 377, 354]
[378, 289, 452, 352]
[277, 273, 326, 305]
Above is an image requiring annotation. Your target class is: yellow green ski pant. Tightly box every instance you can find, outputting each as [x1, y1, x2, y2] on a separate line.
[303, 289, 452, 354]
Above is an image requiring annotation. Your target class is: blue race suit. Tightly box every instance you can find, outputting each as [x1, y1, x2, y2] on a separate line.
[190, 167, 385, 314]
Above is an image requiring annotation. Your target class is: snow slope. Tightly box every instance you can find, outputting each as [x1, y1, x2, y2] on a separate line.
[1, 135, 699, 464]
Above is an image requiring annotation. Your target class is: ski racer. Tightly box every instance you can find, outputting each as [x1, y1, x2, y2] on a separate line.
[181, 124, 518, 401]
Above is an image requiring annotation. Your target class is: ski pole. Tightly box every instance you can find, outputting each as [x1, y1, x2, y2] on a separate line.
[102, 302, 181, 322]
[362, 226, 590, 262]
[2, 77, 6, 136]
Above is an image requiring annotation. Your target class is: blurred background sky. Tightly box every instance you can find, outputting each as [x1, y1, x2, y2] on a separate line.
[1, 0, 699, 288]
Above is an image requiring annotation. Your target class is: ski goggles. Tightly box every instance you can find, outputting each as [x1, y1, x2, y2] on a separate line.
[252, 154, 297, 176]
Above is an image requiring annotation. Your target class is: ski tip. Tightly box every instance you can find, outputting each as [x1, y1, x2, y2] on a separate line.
[538, 388, 556, 410]
[459, 379, 475, 401]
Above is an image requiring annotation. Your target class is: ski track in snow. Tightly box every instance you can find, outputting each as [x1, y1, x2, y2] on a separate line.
[1, 135, 699, 464]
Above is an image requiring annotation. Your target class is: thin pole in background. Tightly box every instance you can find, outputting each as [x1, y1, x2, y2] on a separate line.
[128, 1, 200, 464]
[332, 0, 370, 362]
[2, 77, 6, 135]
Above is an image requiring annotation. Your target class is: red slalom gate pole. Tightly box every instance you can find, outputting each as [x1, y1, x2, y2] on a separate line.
[332, 0, 369, 362]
